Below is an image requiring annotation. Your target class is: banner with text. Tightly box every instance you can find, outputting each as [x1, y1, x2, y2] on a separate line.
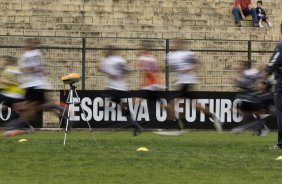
[0, 102, 14, 126]
[0, 102, 43, 128]
[60, 90, 273, 129]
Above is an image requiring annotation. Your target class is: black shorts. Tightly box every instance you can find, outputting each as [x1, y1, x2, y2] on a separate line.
[107, 89, 127, 104]
[141, 90, 163, 102]
[25, 87, 46, 104]
[240, 101, 261, 112]
[260, 94, 274, 111]
[177, 84, 195, 98]
[0, 94, 24, 107]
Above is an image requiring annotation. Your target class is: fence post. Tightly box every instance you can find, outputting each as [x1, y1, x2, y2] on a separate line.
[82, 37, 86, 90]
[248, 40, 252, 69]
[165, 39, 170, 91]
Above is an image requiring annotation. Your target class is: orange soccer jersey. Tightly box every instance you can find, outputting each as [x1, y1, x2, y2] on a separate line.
[144, 71, 164, 87]
[139, 54, 164, 87]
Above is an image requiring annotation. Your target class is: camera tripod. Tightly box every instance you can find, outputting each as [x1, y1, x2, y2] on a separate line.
[59, 83, 98, 146]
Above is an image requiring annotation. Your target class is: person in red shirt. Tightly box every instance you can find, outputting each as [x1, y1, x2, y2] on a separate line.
[232, 0, 259, 27]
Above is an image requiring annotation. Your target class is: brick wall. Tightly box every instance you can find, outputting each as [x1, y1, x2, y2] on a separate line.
[0, 0, 281, 40]
[0, 0, 281, 126]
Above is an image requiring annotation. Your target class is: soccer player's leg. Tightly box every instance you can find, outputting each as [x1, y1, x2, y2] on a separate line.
[112, 89, 143, 136]
[173, 84, 190, 130]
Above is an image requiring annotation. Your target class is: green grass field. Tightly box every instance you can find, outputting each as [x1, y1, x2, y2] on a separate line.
[0, 130, 282, 184]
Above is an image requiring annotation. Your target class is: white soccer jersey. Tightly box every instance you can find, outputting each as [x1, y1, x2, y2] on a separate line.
[19, 49, 50, 89]
[139, 54, 158, 72]
[167, 50, 197, 84]
[243, 68, 260, 76]
[100, 56, 128, 91]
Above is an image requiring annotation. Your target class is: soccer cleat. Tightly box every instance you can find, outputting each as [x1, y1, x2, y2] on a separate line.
[132, 120, 143, 136]
[127, 111, 143, 136]
[211, 115, 222, 133]
[259, 125, 270, 136]
[26, 124, 35, 134]
[153, 129, 189, 136]
[177, 119, 185, 130]
[133, 125, 143, 136]
[231, 127, 245, 134]
[4, 130, 26, 137]
[273, 145, 282, 150]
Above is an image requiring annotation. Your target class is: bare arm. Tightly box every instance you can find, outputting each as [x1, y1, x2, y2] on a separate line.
[0, 79, 17, 85]
[238, 4, 245, 20]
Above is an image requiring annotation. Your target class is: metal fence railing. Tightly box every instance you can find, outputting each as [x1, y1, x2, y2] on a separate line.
[0, 36, 279, 92]
[0, 36, 278, 127]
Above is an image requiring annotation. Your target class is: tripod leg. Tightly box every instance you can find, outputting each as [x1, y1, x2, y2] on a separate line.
[58, 103, 68, 130]
[63, 104, 71, 146]
[63, 123, 68, 145]
[59, 92, 71, 129]
[73, 89, 99, 146]
[63, 91, 73, 146]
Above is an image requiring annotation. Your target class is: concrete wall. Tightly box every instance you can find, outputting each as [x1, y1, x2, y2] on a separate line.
[0, 0, 281, 126]
[0, 0, 281, 40]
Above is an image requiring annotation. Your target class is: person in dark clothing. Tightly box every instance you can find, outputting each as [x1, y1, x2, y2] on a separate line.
[235, 62, 262, 94]
[265, 22, 282, 149]
[232, 62, 273, 136]
[256, 1, 272, 28]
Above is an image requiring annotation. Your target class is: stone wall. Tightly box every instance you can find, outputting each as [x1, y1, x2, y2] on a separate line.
[0, 0, 281, 126]
[0, 0, 281, 40]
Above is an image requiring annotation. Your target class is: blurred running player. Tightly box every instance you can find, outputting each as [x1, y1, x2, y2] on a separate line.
[0, 56, 25, 110]
[5, 38, 63, 136]
[232, 61, 273, 135]
[17, 38, 50, 118]
[0, 56, 25, 130]
[4, 38, 47, 136]
[167, 39, 222, 132]
[100, 45, 143, 136]
[137, 41, 175, 121]
[0, 55, 34, 136]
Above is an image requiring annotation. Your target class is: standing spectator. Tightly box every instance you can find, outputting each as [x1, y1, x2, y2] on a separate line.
[265, 22, 282, 149]
[256, 0, 272, 28]
[232, 0, 259, 27]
